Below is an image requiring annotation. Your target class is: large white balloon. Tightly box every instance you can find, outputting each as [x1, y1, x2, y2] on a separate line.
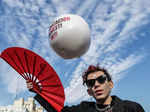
[49, 14, 91, 59]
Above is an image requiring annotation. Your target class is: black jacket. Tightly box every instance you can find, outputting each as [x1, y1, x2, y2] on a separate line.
[34, 94, 145, 112]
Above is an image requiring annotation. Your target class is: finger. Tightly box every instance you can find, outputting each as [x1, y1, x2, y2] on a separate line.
[29, 87, 33, 89]
[27, 84, 33, 89]
[28, 82, 33, 85]
[26, 80, 30, 83]
[27, 84, 33, 88]
[27, 82, 33, 86]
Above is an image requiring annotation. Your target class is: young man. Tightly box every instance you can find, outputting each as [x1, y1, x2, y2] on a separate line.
[27, 65, 145, 112]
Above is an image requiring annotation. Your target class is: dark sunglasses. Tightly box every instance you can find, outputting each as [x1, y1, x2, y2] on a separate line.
[86, 75, 107, 87]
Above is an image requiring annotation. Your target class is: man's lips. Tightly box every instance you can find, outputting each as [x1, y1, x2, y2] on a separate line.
[95, 90, 103, 95]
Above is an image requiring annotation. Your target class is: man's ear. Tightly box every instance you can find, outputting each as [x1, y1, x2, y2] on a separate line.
[109, 80, 114, 89]
[87, 88, 93, 96]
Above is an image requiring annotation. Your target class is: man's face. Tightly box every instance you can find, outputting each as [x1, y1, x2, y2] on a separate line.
[87, 71, 113, 101]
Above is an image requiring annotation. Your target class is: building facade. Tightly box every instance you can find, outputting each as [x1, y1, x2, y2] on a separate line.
[0, 97, 43, 112]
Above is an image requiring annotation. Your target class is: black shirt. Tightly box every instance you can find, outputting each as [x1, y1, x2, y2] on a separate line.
[34, 94, 145, 112]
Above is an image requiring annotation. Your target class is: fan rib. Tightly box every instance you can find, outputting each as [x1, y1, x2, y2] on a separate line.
[32, 56, 37, 81]
[14, 50, 30, 80]
[37, 75, 53, 84]
[24, 51, 31, 80]
[6, 52, 27, 80]
[33, 63, 47, 83]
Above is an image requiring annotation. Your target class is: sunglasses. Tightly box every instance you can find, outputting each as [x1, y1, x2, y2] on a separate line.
[86, 75, 107, 87]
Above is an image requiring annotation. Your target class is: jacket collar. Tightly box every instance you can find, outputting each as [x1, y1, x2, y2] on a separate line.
[111, 95, 125, 112]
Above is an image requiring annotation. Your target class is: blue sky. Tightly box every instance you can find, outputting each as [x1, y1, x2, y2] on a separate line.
[0, 0, 150, 111]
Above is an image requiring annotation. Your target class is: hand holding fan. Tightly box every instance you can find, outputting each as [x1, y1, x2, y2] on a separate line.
[0, 47, 65, 112]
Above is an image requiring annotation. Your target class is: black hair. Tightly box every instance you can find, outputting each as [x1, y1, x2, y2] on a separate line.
[82, 65, 112, 85]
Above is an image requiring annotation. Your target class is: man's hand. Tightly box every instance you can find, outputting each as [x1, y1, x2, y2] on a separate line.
[26, 80, 36, 93]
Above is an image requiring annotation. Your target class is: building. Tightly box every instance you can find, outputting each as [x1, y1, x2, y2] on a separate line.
[0, 97, 43, 112]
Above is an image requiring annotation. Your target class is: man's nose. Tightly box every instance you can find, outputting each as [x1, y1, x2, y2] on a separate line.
[94, 80, 100, 88]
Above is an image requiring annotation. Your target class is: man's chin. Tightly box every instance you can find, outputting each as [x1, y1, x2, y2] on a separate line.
[95, 94, 106, 101]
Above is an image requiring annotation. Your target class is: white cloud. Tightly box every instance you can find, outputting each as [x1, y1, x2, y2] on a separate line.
[16, 33, 31, 48]
[106, 53, 144, 82]
[4, 0, 24, 8]
[65, 78, 89, 103]
[76, 0, 97, 16]
[64, 62, 90, 103]
[105, 12, 148, 53]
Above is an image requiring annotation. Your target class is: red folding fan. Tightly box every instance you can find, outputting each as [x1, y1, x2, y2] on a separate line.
[0, 47, 65, 112]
